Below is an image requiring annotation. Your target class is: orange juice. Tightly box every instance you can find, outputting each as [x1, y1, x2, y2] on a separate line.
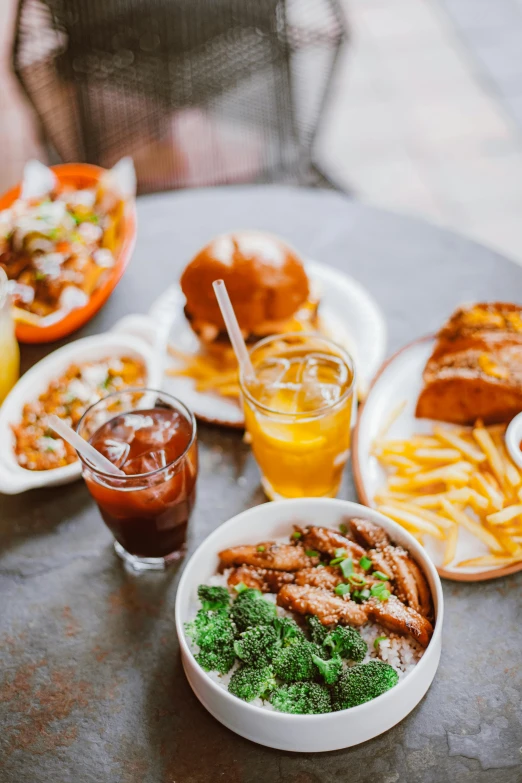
[0, 269, 19, 403]
[240, 334, 354, 499]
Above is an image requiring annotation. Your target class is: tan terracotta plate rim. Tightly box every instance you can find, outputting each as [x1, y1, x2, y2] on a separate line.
[352, 334, 522, 583]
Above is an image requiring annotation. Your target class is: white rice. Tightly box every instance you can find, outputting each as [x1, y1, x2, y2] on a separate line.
[188, 570, 424, 709]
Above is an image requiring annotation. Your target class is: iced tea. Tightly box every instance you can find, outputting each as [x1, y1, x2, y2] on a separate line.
[78, 390, 197, 570]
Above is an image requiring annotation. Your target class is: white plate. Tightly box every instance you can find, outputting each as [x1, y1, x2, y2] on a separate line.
[0, 315, 163, 494]
[353, 336, 522, 582]
[175, 498, 442, 752]
[149, 261, 387, 427]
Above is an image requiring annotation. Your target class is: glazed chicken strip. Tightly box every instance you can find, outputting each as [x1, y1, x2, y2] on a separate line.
[277, 584, 368, 626]
[366, 595, 433, 648]
[294, 566, 343, 591]
[297, 526, 366, 560]
[295, 566, 390, 593]
[219, 542, 315, 571]
[369, 546, 432, 618]
[350, 518, 391, 549]
[227, 565, 295, 593]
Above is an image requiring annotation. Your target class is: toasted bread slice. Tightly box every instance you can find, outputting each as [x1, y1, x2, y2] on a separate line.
[416, 303, 522, 424]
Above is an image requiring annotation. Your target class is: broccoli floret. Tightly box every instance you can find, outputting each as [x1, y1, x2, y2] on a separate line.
[230, 589, 277, 632]
[332, 660, 399, 710]
[270, 682, 331, 715]
[323, 626, 368, 663]
[306, 615, 331, 646]
[196, 646, 236, 675]
[186, 608, 236, 650]
[228, 664, 276, 702]
[273, 616, 305, 647]
[186, 608, 236, 675]
[234, 625, 278, 666]
[312, 652, 343, 685]
[198, 584, 230, 611]
[272, 639, 317, 682]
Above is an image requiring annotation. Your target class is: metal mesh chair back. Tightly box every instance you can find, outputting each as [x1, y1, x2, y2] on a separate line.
[13, 0, 346, 193]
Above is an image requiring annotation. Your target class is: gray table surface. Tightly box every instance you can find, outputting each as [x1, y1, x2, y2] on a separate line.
[1, 186, 521, 783]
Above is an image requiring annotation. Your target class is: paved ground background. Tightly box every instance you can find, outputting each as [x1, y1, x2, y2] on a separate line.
[1, 0, 522, 262]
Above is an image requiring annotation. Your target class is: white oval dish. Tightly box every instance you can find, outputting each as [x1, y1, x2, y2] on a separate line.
[353, 336, 522, 582]
[0, 314, 163, 494]
[175, 498, 443, 753]
[149, 261, 387, 427]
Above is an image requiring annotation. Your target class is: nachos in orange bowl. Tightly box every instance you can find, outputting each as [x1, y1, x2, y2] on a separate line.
[0, 159, 136, 343]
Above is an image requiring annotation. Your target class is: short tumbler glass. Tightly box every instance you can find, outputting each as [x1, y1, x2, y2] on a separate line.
[240, 333, 355, 500]
[77, 389, 198, 571]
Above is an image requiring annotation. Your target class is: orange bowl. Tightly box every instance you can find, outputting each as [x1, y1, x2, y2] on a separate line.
[0, 163, 136, 344]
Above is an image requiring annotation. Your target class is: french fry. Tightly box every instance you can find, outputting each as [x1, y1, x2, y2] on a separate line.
[469, 473, 504, 511]
[216, 384, 241, 398]
[411, 448, 462, 464]
[433, 425, 486, 463]
[486, 504, 522, 525]
[383, 500, 453, 530]
[492, 531, 522, 556]
[498, 443, 521, 489]
[377, 454, 418, 470]
[457, 554, 522, 568]
[377, 505, 444, 539]
[439, 498, 503, 553]
[472, 425, 505, 488]
[442, 524, 458, 566]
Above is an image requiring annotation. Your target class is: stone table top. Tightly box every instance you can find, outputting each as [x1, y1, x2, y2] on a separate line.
[1, 186, 521, 783]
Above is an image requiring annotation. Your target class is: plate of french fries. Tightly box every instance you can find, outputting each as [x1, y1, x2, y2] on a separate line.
[353, 336, 522, 580]
[149, 262, 387, 428]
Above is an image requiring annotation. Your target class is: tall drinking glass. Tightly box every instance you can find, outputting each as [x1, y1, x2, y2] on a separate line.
[0, 268, 20, 403]
[240, 333, 355, 500]
[77, 389, 197, 571]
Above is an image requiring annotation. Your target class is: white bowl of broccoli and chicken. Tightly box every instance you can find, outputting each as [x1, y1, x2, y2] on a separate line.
[175, 498, 443, 752]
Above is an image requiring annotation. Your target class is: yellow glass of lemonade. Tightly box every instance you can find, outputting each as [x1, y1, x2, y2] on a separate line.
[0, 268, 20, 403]
[240, 333, 355, 500]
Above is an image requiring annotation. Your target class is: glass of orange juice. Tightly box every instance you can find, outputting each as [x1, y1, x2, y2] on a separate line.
[0, 268, 20, 403]
[240, 333, 355, 499]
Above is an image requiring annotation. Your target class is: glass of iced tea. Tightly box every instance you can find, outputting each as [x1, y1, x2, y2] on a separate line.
[240, 333, 355, 500]
[77, 389, 197, 571]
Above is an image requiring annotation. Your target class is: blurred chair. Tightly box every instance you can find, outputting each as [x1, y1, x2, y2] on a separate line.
[12, 0, 347, 193]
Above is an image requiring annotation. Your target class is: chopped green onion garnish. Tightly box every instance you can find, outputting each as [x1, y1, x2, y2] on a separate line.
[334, 547, 347, 558]
[348, 574, 366, 587]
[329, 556, 345, 566]
[233, 582, 248, 593]
[340, 557, 354, 578]
[373, 570, 390, 581]
[291, 531, 302, 540]
[339, 523, 348, 535]
[370, 584, 391, 601]
[374, 635, 387, 649]
[352, 588, 370, 603]
[305, 549, 320, 558]
[334, 583, 351, 597]
[359, 555, 372, 571]
[257, 545, 265, 552]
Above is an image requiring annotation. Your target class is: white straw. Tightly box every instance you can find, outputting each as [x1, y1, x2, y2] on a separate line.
[212, 279, 255, 381]
[48, 414, 125, 476]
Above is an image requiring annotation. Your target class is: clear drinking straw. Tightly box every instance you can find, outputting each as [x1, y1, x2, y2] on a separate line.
[49, 414, 125, 476]
[212, 279, 255, 381]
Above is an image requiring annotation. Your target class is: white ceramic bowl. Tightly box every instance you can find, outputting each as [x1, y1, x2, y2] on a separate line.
[0, 314, 163, 494]
[506, 412, 522, 469]
[175, 498, 443, 753]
